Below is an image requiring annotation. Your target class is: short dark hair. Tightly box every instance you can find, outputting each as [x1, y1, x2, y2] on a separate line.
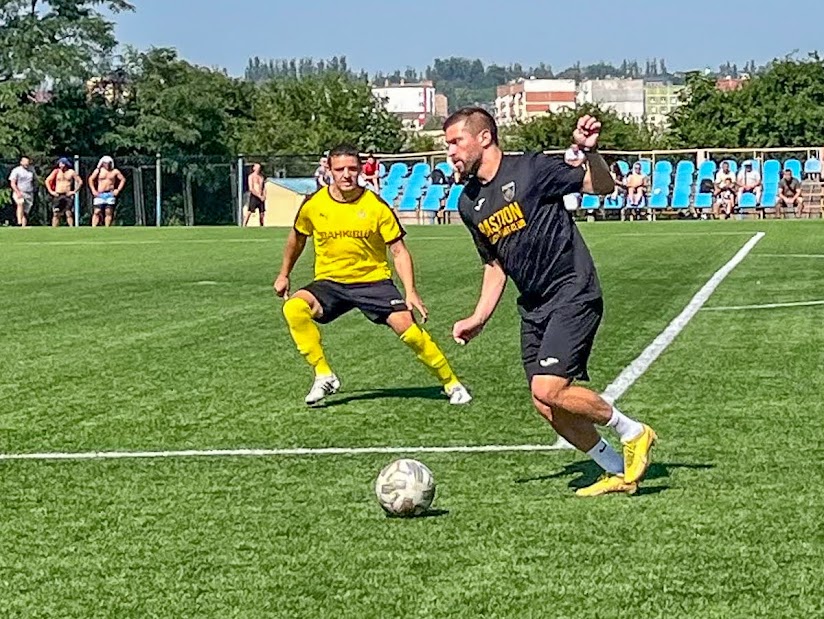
[328, 143, 361, 162]
[443, 107, 498, 145]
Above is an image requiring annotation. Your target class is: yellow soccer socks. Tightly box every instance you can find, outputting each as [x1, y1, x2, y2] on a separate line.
[399, 324, 461, 391]
[282, 297, 333, 377]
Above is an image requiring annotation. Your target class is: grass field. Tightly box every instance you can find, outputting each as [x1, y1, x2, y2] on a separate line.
[1, 221, 823, 618]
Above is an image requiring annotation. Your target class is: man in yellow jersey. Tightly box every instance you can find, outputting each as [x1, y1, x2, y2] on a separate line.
[274, 143, 472, 406]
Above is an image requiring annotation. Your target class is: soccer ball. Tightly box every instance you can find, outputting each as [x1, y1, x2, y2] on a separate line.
[374, 458, 436, 517]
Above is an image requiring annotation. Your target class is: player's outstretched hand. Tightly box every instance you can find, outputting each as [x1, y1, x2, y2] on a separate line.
[274, 274, 290, 299]
[452, 316, 485, 346]
[406, 291, 429, 323]
[573, 115, 602, 150]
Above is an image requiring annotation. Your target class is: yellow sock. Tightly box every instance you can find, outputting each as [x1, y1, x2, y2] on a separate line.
[282, 297, 333, 377]
[400, 324, 461, 390]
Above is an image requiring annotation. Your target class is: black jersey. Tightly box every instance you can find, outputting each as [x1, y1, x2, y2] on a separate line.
[458, 153, 601, 312]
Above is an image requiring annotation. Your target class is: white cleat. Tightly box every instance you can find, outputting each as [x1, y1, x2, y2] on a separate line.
[445, 383, 472, 405]
[305, 374, 341, 405]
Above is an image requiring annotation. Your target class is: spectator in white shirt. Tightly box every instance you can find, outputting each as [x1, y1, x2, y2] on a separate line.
[736, 161, 762, 204]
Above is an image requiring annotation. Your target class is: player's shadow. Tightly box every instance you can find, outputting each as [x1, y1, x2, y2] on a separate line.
[515, 460, 714, 496]
[384, 509, 450, 520]
[319, 387, 446, 408]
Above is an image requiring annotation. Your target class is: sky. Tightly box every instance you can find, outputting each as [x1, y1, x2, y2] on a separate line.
[114, 0, 824, 77]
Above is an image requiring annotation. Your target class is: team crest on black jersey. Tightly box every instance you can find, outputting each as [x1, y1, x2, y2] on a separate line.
[501, 181, 516, 203]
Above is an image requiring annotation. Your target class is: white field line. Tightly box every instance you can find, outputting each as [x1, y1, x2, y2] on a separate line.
[702, 299, 824, 312]
[0, 232, 764, 462]
[5, 231, 758, 247]
[600, 232, 765, 403]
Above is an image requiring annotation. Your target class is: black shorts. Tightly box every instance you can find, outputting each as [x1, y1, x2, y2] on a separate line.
[52, 194, 72, 213]
[301, 279, 408, 325]
[520, 297, 603, 384]
[249, 194, 265, 213]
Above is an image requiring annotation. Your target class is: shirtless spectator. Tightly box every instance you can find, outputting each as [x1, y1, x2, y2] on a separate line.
[736, 161, 762, 205]
[88, 156, 126, 227]
[45, 157, 82, 227]
[625, 162, 648, 207]
[776, 168, 804, 218]
[244, 163, 266, 226]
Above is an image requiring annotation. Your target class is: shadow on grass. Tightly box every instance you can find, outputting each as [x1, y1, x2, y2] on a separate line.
[318, 386, 446, 408]
[514, 460, 714, 495]
[384, 509, 450, 520]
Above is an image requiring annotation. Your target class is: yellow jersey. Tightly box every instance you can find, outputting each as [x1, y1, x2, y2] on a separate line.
[294, 188, 405, 284]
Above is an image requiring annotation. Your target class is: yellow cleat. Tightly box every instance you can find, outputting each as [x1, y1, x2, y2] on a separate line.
[575, 473, 638, 497]
[622, 424, 657, 484]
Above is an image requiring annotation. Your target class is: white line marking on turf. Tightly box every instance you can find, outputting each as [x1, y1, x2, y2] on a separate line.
[0, 232, 765, 462]
[702, 299, 824, 312]
[0, 444, 571, 461]
[600, 231, 765, 404]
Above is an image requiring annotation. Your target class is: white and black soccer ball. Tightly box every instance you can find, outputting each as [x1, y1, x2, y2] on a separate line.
[375, 458, 436, 517]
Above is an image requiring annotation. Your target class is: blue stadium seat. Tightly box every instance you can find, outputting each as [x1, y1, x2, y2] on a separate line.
[697, 160, 717, 181]
[672, 173, 692, 200]
[694, 193, 714, 209]
[604, 195, 624, 210]
[761, 186, 777, 208]
[739, 193, 758, 209]
[649, 188, 669, 209]
[410, 162, 430, 178]
[378, 163, 387, 178]
[670, 188, 691, 209]
[386, 162, 408, 180]
[435, 161, 453, 176]
[653, 160, 673, 179]
[380, 184, 400, 205]
[804, 158, 822, 177]
[675, 160, 695, 178]
[445, 185, 463, 211]
[421, 185, 446, 211]
[397, 191, 419, 211]
[762, 159, 781, 184]
[784, 159, 802, 179]
[616, 160, 630, 176]
[581, 194, 600, 209]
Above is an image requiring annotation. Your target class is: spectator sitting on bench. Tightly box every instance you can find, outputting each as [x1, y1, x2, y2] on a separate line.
[625, 162, 648, 207]
[608, 162, 626, 201]
[714, 177, 736, 219]
[776, 168, 804, 219]
[736, 161, 762, 205]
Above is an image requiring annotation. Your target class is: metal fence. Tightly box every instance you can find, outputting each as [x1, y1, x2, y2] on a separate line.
[2, 146, 822, 226]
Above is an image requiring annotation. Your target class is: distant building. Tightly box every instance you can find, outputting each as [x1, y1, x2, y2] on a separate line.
[372, 80, 443, 130]
[433, 93, 449, 119]
[644, 81, 685, 127]
[716, 75, 749, 92]
[577, 79, 645, 122]
[495, 78, 576, 126]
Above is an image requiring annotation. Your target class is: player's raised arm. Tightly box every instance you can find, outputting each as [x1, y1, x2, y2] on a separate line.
[574, 115, 615, 195]
[388, 238, 428, 322]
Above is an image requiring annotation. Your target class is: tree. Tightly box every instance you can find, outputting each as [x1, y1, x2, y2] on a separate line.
[502, 103, 658, 152]
[109, 48, 255, 156]
[667, 56, 824, 148]
[0, 0, 134, 84]
[240, 72, 404, 154]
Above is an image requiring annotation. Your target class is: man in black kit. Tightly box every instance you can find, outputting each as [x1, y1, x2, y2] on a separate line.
[444, 107, 657, 497]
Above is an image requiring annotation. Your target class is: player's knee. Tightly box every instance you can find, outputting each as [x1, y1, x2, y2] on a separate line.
[282, 297, 311, 323]
[531, 375, 568, 410]
[531, 394, 555, 422]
